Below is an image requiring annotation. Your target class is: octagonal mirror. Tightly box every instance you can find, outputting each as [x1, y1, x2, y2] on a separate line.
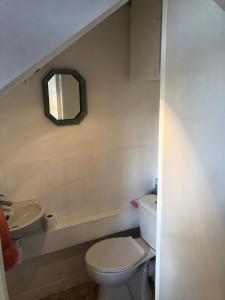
[42, 69, 87, 125]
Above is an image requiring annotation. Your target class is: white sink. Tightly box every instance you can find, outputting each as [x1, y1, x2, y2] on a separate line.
[7, 202, 44, 239]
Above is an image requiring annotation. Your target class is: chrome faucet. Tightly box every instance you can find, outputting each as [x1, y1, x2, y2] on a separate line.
[0, 194, 12, 207]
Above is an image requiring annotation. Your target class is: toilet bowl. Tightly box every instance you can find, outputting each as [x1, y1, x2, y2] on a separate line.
[86, 237, 155, 300]
[85, 195, 157, 300]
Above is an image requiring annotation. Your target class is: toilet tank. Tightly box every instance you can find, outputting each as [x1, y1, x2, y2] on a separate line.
[139, 194, 157, 250]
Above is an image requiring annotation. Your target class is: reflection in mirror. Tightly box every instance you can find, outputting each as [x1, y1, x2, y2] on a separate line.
[43, 69, 87, 125]
[48, 74, 80, 120]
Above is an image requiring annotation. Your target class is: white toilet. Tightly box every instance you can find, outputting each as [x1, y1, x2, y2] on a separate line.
[85, 194, 157, 300]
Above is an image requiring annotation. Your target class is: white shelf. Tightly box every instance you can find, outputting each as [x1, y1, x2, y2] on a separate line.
[19, 207, 139, 260]
[0, 0, 128, 96]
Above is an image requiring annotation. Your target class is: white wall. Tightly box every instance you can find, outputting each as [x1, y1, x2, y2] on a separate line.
[1, 4, 159, 300]
[0, 5, 159, 223]
[157, 0, 225, 299]
[6, 241, 93, 300]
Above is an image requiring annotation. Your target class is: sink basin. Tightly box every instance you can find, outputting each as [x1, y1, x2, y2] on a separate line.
[7, 202, 44, 239]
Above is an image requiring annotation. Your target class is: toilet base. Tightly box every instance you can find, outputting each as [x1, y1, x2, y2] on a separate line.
[97, 262, 153, 300]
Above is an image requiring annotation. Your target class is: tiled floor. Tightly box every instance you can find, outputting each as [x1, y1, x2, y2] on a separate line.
[40, 282, 98, 300]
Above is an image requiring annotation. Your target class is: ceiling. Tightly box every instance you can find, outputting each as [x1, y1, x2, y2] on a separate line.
[0, 0, 128, 96]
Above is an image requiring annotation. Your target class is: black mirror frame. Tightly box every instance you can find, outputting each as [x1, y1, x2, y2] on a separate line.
[42, 69, 87, 125]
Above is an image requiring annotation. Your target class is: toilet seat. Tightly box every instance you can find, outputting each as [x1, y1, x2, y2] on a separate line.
[85, 237, 146, 273]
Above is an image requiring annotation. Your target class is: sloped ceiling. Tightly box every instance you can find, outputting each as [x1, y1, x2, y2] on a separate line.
[0, 0, 128, 96]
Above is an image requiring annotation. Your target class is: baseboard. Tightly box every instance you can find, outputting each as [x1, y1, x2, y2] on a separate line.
[10, 271, 90, 300]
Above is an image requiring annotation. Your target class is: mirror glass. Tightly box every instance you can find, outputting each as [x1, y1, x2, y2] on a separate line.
[48, 74, 80, 120]
[43, 69, 87, 125]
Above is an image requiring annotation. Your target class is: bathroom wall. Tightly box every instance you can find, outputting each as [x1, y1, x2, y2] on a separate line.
[0, 241, 8, 300]
[7, 241, 92, 300]
[1, 4, 159, 300]
[0, 5, 159, 222]
[157, 0, 225, 299]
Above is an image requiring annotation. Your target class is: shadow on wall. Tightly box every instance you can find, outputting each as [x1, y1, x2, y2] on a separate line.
[213, 0, 225, 11]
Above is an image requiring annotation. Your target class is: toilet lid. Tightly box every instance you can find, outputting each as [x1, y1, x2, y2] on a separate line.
[85, 237, 146, 273]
